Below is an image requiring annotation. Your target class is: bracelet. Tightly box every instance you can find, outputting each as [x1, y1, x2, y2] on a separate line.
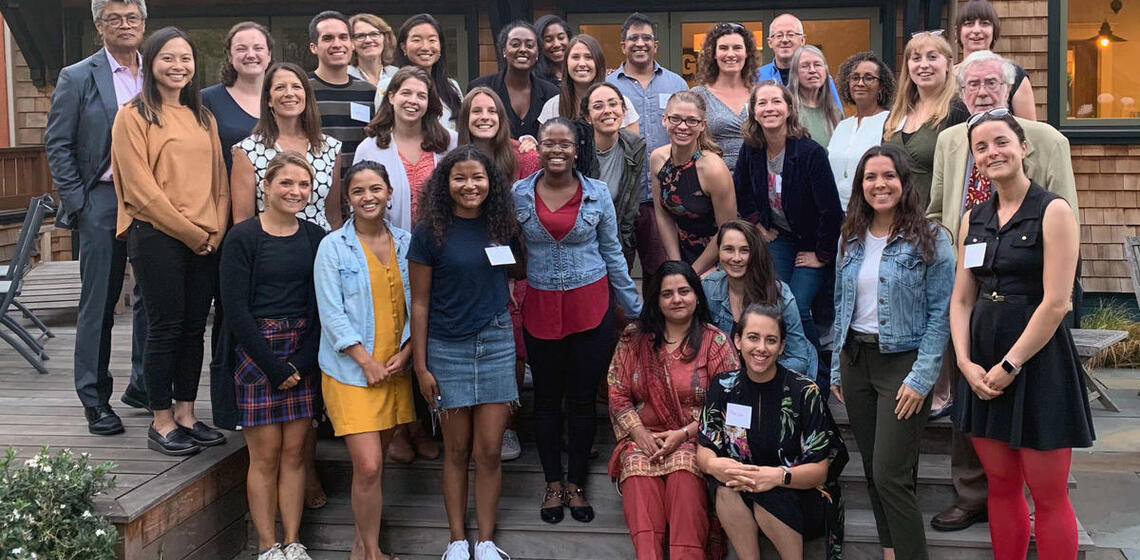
[287, 362, 299, 376]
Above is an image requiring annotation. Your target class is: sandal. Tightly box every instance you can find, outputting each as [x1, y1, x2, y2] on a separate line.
[565, 486, 594, 523]
[304, 481, 327, 510]
[540, 485, 565, 524]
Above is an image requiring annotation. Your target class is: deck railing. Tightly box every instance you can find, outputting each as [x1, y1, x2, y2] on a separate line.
[0, 145, 51, 212]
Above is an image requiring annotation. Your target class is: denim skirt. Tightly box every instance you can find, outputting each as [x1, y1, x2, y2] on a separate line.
[426, 309, 518, 410]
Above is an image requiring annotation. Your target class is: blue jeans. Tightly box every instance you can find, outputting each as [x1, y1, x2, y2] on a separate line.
[768, 236, 828, 394]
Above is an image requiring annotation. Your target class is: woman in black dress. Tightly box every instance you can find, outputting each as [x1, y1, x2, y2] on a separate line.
[949, 111, 1093, 560]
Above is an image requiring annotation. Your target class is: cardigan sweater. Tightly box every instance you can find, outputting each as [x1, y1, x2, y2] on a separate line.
[111, 104, 230, 248]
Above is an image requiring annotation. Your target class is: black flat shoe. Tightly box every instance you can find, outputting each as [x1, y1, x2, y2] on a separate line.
[566, 487, 595, 523]
[540, 487, 564, 524]
[85, 405, 124, 436]
[177, 422, 226, 447]
[148, 426, 200, 456]
[120, 387, 151, 412]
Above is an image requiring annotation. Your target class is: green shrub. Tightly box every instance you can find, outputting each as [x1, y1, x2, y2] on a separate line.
[0, 447, 118, 560]
[1081, 302, 1140, 368]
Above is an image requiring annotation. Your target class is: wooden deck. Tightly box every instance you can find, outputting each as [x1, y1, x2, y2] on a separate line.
[0, 314, 249, 560]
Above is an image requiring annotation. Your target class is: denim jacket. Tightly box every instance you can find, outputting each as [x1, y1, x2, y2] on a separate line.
[315, 217, 412, 387]
[701, 271, 817, 375]
[830, 226, 955, 395]
[513, 170, 642, 316]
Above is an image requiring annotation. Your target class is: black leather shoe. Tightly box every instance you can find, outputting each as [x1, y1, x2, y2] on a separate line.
[147, 426, 200, 456]
[120, 387, 151, 412]
[566, 487, 595, 523]
[540, 487, 564, 524]
[85, 405, 124, 435]
[931, 506, 987, 531]
[177, 422, 226, 447]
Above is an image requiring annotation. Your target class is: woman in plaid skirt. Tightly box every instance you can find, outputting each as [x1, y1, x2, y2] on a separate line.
[219, 152, 326, 560]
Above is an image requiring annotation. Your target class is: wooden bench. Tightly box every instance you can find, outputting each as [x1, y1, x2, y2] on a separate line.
[17, 260, 83, 313]
[1072, 328, 1128, 412]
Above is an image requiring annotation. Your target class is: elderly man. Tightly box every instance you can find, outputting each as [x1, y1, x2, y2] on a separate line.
[44, 0, 150, 436]
[926, 49, 1079, 532]
[755, 13, 841, 107]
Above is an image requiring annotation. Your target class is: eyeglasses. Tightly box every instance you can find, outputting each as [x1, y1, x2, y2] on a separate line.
[624, 33, 656, 43]
[909, 29, 945, 38]
[967, 107, 1011, 128]
[100, 14, 143, 27]
[961, 78, 1005, 93]
[768, 31, 804, 41]
[353, 31, 384, 42]
[539, 140, 576, 150]
[848, 74, 880, 84]
[665, 114, 704, 128]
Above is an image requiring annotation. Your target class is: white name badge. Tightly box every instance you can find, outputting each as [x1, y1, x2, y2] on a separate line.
[485, 245, 516, 266]
[659, 93, 671, 109]
[350, 102, 371, 123]
[725, 403, 752, 429]
[963, 242, 986, 269]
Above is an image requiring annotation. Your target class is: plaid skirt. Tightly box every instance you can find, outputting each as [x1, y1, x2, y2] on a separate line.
[235, 317, 320, 427]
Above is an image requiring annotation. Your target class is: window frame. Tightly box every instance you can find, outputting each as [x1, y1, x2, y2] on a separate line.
[1049, 0, 1140, 144]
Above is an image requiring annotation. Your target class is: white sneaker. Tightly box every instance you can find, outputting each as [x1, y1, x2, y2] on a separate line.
[282, 542, 313, 560]
[442, 539, 471, 560]
[501, 429, 521, 461]
[474, 540, 510, 560]
[256, 544, 286, 560]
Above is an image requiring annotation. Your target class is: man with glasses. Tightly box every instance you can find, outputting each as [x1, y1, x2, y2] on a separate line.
[756, 13, 842, 108]
[606, 12, 688, 277]
[45, 0, 151, 435]
[926, 49, 1078, 532]
[308, 10, 376, 168]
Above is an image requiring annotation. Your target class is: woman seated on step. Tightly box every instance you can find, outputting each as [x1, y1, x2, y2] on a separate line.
[607, 260, 739, 560]
[696, 304, 848, 560]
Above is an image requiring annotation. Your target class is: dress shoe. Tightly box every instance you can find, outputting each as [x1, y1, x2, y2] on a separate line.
[120, 387, 151, 412]
[147, 425, 200, 456]
[85, 405, 124, 435]
[931, 505, 987, 531]
[177, 421, 226, 447]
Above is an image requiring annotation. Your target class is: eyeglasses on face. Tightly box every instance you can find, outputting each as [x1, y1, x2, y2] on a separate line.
[353, 31, 383, 42]
[665, 114, 704, 128]
[624, 33, 656, 43]
[769, 31, 803, 41]
[100, 14, 143, 27]
[539, 140, 576, 150]
[961, 78, 1005, 93]
[848, 74, 880, 84]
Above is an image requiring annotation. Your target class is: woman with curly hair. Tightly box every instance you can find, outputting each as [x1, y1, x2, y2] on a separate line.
[409, 145, 519, 560]
[690, 22, 758, 172]
[787, 45, 843, 146]
[355, 65, 458, 232]
[828, 51, 896, 208]
[830, 144, 955, 560]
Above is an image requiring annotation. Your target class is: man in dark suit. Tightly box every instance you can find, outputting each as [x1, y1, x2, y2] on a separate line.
[44, 0, 149, 435]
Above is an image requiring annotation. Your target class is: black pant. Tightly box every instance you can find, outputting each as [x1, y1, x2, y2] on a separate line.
[524, 306, 616, 486]
[128, 221, 218, 411]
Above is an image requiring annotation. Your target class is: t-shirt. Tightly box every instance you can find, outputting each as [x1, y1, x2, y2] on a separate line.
[852, 231, 888, 334]
[767, 149, 792, 234]
[308, 73, 376, 163]
[595, 141, 625, 202]
[252, 225, 314, 319]
[201, 84, 257, 174]
[800, 105, 833, 147]
[407, 214, 515, 339]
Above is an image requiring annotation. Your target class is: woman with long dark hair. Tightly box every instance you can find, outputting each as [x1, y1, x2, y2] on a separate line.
[201, 21, 272, 173]
[831, 144, 955, 560]
[534, 15, 572, 85]
[468, 20, 559, 140]
[701, 220, 815, 375]
[690, 22, 758, 172]
[515, 118, 641, 524]
[538, 34, 639, 131]
[389, 13, 464, 129]
[111, 27, 229, 456]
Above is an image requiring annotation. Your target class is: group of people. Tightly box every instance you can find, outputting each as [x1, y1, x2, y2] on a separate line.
[43, 1, 1094, 559]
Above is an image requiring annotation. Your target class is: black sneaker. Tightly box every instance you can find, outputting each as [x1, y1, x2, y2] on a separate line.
[147, 425, 200, 456]
[85, 405, 124, 435]
[177, 421, 226, 447]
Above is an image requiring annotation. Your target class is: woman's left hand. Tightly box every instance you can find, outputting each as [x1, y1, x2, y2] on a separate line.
[650, 429, 688, 462]
[724, 464, 782, 493]
[794, 251, 825, 269]
[982, 363, 1016, 392]
[518, 136, 538, 153]
[386, 347, 412, 377]
[895, 383, 925, 420]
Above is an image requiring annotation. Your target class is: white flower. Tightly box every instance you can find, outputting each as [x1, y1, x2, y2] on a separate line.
[41, 465, 52, 473]
[11, 548, 21, 555]
[82, 510, 92, 519]
[95, 529, 106, 537]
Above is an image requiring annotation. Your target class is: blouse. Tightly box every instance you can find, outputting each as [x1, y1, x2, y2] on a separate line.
[235, 134, 343, 231]
[827, 111, 889, 209]
[691, 85, 746, 172]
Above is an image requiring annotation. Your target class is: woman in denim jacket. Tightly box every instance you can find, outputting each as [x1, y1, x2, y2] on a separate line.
[830, 145, 955, 560]
[314, 161, 413, 560]
[701, 220, 816, 376]
[513, 117, 641, 524]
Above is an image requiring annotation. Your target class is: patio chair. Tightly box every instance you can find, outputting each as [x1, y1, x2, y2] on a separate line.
[0, 200, 55, 340]
[0, 194, 55, 373]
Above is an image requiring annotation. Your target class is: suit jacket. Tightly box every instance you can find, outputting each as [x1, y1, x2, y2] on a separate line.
[927, 117, 1078, 242]
[44, 48, 124, 229]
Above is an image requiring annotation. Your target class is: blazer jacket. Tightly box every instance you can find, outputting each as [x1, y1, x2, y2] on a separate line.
[927, 117, 1079, 242]
[44, 48, 125, 229]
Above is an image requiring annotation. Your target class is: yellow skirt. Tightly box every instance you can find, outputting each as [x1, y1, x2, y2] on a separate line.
[321, 371, 415, 436]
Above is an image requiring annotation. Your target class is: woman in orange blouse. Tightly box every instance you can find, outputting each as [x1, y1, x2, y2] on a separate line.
[608, 260, 738, 559]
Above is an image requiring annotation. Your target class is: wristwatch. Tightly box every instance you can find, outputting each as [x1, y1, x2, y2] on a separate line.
[1000, 357, 1022, 376]
[780, 465, 792, 486]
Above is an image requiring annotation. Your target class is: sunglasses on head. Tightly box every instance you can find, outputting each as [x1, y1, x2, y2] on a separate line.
[967, 107, 1011, 128]
[909, 28, 945, 38]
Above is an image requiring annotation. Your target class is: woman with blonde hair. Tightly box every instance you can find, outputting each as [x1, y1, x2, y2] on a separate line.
[787, 45, 843, 146]
[882, 32, 969, 207]
[346, 13, 398, 101]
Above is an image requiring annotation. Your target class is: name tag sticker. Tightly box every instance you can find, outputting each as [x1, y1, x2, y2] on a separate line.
[485, 245, 516, 266]
[963, 242, 986, 269]
[659, 93, 671, 109]
[725, 403, 752, 429]
[350, 102, 371, 123]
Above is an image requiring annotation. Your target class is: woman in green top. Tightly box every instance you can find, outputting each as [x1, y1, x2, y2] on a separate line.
[788, 45, 842, 147]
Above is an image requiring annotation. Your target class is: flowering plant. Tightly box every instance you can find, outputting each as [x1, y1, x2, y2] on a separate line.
[0, 447, 117, 560]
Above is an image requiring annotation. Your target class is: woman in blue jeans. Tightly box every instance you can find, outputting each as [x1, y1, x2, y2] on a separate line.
[733, 81, 843, 390]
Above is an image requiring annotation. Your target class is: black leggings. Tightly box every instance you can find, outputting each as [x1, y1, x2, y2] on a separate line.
[524, 306, 616, 486]
[128, 221, 218, 411]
